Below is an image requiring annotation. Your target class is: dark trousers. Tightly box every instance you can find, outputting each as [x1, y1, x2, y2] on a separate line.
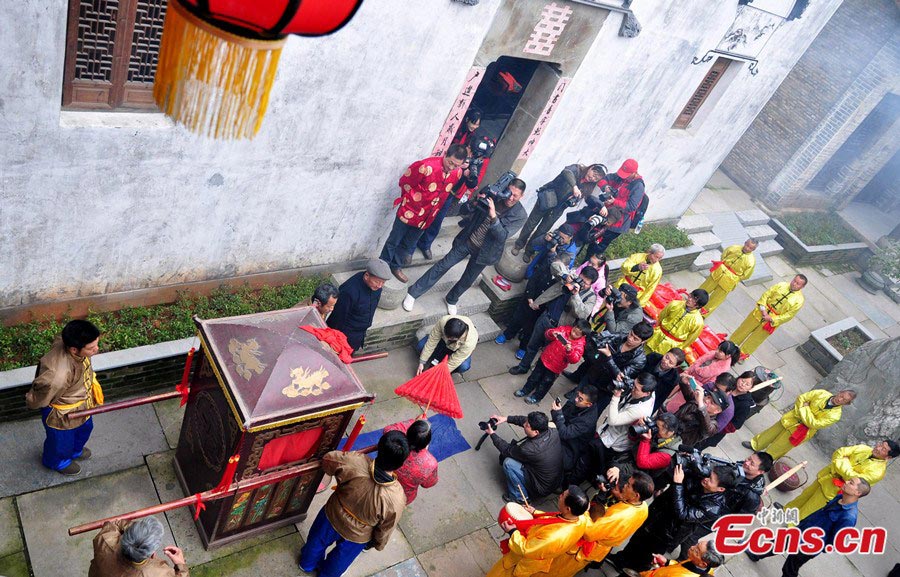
[570, 436, 624, 486]
[408, 242, 487, 304]
[516, 313, 556, 370]
[40, 408, 93, 471]
[299, 507, 368, 577]
[615, 522, 671, 571]
[515, 204, 567, 252]
[417, 197, 457, 252]
[380, 216, 423, 269]
[518, 361, 559, 402]
[593, 230, 622, 254]
[502, 298, 541, 347]
[748, 549, 818, 577]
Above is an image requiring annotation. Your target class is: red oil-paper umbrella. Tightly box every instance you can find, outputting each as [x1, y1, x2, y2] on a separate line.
[394, 357, 463, 419]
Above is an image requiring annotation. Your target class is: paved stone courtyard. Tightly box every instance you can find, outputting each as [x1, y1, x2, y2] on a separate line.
[1, 173, 899, 577]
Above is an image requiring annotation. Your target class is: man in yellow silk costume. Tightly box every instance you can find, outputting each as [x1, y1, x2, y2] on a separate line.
[619, 245, 664, 307]
[784, 440, 898, 520]
[743, 388, 855, 460]
[640, 540, 724, 577]
[546, 470, 654, 577]
[698, 238, 757, 316]
[487, 486, 589, 577]
[730, 275, 806, 357]
[645, 289, 708, 356]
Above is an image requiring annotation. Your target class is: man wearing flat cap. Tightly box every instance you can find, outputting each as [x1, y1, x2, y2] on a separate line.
[593, 159, 646, 255]
[327, 259, 391, 352]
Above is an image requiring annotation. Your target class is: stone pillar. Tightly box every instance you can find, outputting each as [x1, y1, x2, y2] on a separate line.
[812, 337, 900, 455]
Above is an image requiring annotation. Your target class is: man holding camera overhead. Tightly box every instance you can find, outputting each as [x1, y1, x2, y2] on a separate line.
[402, 175, 527, 315]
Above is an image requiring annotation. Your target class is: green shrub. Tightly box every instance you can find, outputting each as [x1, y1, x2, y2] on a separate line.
[604, 223, 693, 260]
[868, 239, 900, 281]
[0, 275, 323, 371]
[778, 212, 861, 246]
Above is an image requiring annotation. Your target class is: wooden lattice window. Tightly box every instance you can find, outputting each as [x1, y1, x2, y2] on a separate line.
[673, 57, 733, 129]
[62, 0, 168, 110]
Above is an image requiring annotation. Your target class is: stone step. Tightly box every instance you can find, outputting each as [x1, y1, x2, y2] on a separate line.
[736, 208, 770, 226]
[691, 249, 720, 272]
[414, 311, 501, 343]
[757, 239, 783, 257]
[677, 214, 714, 234]
[688, 231, 722, 250]
[744, 224, 777, 242]
[744, 255, 773, 286]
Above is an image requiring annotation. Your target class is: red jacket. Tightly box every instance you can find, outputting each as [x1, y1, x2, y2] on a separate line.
[635, 437, 674, 471]
[395, 156, 462, 229]
[540, 326, 585, 374]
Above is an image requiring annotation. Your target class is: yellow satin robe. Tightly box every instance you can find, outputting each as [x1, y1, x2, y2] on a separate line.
[641, 560, 715, 576]
[698, 245, 755, 315]
[751, 389, 843, 460]
[545, 501, 649, 577]
[486, 511, 589, 577]
[730, 282, 804, 355]
[645, 300, 705, 355]
[619, 253, 663, 307]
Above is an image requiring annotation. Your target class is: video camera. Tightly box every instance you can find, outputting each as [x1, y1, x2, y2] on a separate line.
[674, 445, 745, 480]
[475, 170, 517, 211]
[461, 135, 495, 189]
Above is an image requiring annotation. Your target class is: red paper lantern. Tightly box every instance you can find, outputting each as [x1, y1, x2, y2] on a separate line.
[154, 0, 364, 139]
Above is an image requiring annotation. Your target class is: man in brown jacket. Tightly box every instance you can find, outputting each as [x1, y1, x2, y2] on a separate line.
[299, 430, 410, 577]
[89, 516, 188, 577]
[26, 320, 104, 475]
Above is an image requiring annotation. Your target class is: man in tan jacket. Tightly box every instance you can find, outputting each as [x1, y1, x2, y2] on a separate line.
[416, 315, 478, 375]
[299, 430, 410, 577]
[26, 320, 104, 475]
[89, 516, 188, 577]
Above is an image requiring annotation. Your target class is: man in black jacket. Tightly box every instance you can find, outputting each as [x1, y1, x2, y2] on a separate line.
[403, 180, 527, 315]
[646, 348, 686, 415]
[485, 411, 563, 504]
[551, 384, 600, 473]
[724, 451, 773, 516]
[565, 322, 653, 411]
[597, 283, 643, 336]
[611, 463, 737, 571]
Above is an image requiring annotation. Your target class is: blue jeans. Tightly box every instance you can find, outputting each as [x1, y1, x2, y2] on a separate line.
[502, 458, 529, 501]
[299, 507, 368, 577]
[40, 408, 93, 471]
[408, 242, 487, 305]
[517, 313, 556, 370]
[417, 197, 456, 252]
[380, 216, 423, 269]
[415, 336, 471, 373]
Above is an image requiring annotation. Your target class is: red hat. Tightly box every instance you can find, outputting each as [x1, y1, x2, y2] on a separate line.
[617, 159, 639, 179]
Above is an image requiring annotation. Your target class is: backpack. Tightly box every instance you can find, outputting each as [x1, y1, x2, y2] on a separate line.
[630, 189, 649, 230]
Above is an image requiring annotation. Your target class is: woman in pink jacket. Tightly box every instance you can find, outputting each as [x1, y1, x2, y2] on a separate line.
[664, 340, 739, 410]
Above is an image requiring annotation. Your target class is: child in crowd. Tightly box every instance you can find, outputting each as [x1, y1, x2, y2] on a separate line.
[514, 320, 589, 405]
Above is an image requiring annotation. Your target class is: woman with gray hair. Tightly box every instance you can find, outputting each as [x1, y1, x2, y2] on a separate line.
[89, 516, 188, 576]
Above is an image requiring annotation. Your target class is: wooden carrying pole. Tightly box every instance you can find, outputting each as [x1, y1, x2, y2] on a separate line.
[69, 444, 377, 536]
[66, 391, 182, 421]
[749, 376, 783, 393]
[348, 352, 389, 363]
[765, 460, 808, 493]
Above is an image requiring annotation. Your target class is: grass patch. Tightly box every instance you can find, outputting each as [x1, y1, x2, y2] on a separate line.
[604, 223, 693, 260]
[778, 212, 861, 246]
[0, 275, 324, 371]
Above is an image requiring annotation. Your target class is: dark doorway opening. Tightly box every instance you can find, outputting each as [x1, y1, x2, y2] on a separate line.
[467, 56, 542, 147]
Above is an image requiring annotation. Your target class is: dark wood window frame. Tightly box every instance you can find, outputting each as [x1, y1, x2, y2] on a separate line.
[673, 57, 733, 129]
[62, 0, 167, 111]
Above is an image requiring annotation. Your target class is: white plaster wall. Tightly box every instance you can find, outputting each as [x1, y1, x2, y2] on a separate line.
[0, 0, 841, 308]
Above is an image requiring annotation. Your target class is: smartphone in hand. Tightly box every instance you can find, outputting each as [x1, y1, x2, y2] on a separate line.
[554, 333, 568, 345]
[687, 376, 699, 391]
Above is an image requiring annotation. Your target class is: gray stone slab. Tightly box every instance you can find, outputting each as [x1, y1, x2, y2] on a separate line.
[757, 239, 784, 257]
[480, 266, 526, 301]
[735, 208, 770, 226]
[828, 273, 900, 328]
[17, 466, 176, 577]
[417, 528, 500, 577]
[189, 533, 304, 577]
[677, 214, 714, 234]
[145, 450, 296, 566]
[296, 484, 415, 577]
[479, 374, 534, 427]
[0, 498, 22, 558]
[154, 397, 185, 450]
[691, 249, 720, 272]
[744, 255, 773, 286]
[707, 212, 750, 246]
[0, 403, 169, 498]
[459, 340, 521, 383]
[0, 550, 29, 577]
[688, 231, 722, 250]
[352, 347, 419, 405]
[744, 223, 777, 242]
[370, 557, 428, 577]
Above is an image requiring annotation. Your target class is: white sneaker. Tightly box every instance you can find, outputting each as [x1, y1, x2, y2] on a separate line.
[446, 301, 458, 315]
[402, 294, 415, 312]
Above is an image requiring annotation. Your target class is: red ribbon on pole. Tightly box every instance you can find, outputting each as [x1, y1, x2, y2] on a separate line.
[176, 348, 195, 406]
[192, 493, 206, 520]
[344, 416, 366, 451]
[214, 454, 241, 494]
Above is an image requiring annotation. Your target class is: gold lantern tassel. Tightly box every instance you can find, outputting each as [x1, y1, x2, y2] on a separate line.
[153, 0, 286, 139]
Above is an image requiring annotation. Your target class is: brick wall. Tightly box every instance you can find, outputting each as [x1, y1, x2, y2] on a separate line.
[721, 0, 898, 201]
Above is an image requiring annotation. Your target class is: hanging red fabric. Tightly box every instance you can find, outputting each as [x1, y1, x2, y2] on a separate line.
[176, 347, 195, 406]
[299, 326, 354, 363]
[193, 493, 206, 520]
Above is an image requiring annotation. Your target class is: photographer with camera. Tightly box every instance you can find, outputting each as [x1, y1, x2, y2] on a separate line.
[631, 412, 682, 480]
[569, 372, 657, 486]
[508, 267, 599, 374]
[595, 283, 642, 337]
[592, 158, 646, 255]
[512, 163, 605, 260]
[725, 451, 774, 515]
[402, 176, 527, 315]
[673, 387, 728, 448]
[513, 320, 588, 405]
[564, 322, 653, 412]
[695, 370, 760, 450]
[483, 411, 563, 504]
[646, 348, 686, 415]
[495, 225, 576, 350]
[609, 457, 737, 571]
[550, 384, 600, 473]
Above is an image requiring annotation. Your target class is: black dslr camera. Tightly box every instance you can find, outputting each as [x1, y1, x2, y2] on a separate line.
[605, 285, 622, 306]
[478, 417, 499, 431]
[674, 446, 744, 479]
[596, 184, 614, 203]
[461, 135, 495, 189]
[630, 419, 659, 436]
[611, 374, 634, 393]
[476, 170, 517, 210]
[547, 230, 565, 249]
